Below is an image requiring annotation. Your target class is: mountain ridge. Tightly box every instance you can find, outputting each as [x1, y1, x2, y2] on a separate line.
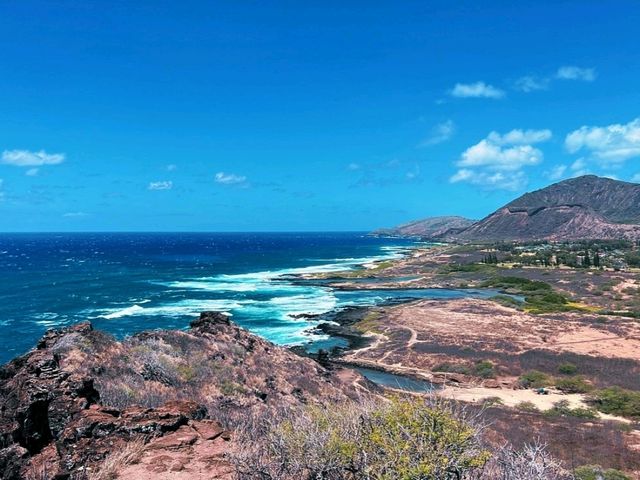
[452, 175, 640, 242]
[375, 176, 640, 242]
[371, 215, 475, 239]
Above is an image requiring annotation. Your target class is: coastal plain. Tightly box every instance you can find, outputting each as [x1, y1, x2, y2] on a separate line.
[305, 243, 640, 474]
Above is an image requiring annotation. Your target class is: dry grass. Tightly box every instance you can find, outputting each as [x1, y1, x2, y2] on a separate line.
[88, 437, 146, 480]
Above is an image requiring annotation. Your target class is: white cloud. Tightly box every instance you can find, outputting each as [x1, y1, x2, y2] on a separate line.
[148, 181, 173, 190]
[63, 212, 89, 218]
[450, 128, 551, 190]
[570, 158, 586, 170]
[544, 157, 591, 182]
[450, 169, 527, 191]
[546, 165, 567, 181]
[487, 128, 552, 145]
[25, 168, 39, 176]
[513, 66, 596, 93]
[513, 75, 549, 92]
[565, 118, 640, 165]
[631, 173, 640, 183]
[1, 149, 65, 167]
[570, 158, 589, 175]
[215, 172, 248, 186]
[457, 141, 543, 172]
[347, 163, 361, 171]
[419, 120, 455, 146]
[166, 164, 177, 171]
[449, 82, 505, 99]
[556, 66, 596, 82]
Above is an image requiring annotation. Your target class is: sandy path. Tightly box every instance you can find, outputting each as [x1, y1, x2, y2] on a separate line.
[438, 385, 629, 423]
[405, 326, 419, 347]
[349, 331, 386, 356]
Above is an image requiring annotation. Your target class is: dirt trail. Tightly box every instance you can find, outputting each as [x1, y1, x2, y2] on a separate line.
[405, 326, 419, 347]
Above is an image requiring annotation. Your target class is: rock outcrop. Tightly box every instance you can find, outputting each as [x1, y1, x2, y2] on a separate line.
[0, 313, 367, 479]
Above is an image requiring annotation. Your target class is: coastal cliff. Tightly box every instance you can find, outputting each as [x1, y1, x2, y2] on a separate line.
[0, 313, 367, 479]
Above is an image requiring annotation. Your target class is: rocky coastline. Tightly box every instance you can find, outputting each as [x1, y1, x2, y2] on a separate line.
[4, 241, 640, 478]
[0, 312, 370, 479]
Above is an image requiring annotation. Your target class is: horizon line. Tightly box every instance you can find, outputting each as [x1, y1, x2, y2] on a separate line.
[0, 230, 377, 234]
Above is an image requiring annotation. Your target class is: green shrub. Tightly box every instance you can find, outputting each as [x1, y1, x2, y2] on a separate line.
[176, 364, 196, 382]
[231, 397, 491, 479]
[589, 387, 640, 420]
[219, 379, 247, 396]
[433, 362, 471, 375]
[482, 276, 552, 293]
[544, 400, 598, 419]
[566, 407, 599, 419]
[354, 311, 383, 333]
[482, 276, 576, 313]
[439, 263, 496, 274]
[527, 291, 568, 305]
[481, 396, 504, 407]
[519, 370, 551, 388]
[555, 375, 592, 393]
[624, 251, 640, 268]
[489, 294, 524, 309]
[473, 360, 495, 379]
[515, 401, 539, 412]
[574, 464, 631, 480]
[557, 362, 578, 375]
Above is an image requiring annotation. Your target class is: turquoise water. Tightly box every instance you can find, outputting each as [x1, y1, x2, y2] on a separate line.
[0, 232, 497, 364]
[355, 367, 436, 393]
[0, 232, 418, 362]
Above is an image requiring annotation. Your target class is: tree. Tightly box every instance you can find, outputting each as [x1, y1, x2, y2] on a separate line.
[593, 252, 601, 268]
[583, 250, 591, 268]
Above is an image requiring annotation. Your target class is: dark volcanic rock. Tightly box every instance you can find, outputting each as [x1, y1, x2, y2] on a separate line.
[0, 314, 367, 479]
[190, 311, 232, 330]
[0, 323, 99, 457]
[0, 445, 28, 480]
[52, 401, 207, 475]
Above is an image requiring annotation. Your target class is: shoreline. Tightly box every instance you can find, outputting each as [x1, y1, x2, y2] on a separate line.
[288, 242, 431, 350]
[0, 234, 421, 365]
[298, 245, 640, 428]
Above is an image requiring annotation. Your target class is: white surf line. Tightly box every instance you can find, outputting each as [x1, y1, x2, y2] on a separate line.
[94, 243, 422, 347]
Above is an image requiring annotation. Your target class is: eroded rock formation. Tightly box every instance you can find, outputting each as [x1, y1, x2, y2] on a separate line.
[0, 312, 366, 479]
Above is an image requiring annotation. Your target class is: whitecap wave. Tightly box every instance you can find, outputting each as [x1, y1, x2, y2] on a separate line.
[97, 299, 252, 320]
[163, 281, 260, 292]
[32, 312, 63, 327]
[94, 243, 417, 346]
[101, 304, 146, 319]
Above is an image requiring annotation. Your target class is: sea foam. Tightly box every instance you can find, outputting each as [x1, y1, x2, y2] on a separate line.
[96, 243, 414, 346]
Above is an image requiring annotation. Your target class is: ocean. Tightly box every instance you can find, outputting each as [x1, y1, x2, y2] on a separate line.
[0, 232, 493, 364]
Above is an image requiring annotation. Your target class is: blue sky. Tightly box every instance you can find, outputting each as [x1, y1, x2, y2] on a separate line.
[1, 1, 639, 231]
